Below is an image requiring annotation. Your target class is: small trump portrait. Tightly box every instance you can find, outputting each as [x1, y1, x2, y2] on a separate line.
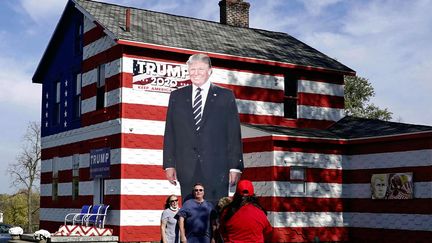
[371, 174, 389, 199]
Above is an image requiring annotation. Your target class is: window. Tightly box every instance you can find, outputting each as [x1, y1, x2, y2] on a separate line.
[72, 154, 80, 200]
[96, 64, 106, 110]
[290, 166, 306, 194]
[52, 157, 59, 201]
[74, 73, 82, 118]
[284, 74, 298, 119]
[53, 81, 61, 125]
[74, 22, 83, 55]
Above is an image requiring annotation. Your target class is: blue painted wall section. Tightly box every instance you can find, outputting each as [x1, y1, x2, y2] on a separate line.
[40, 5, 83, 137]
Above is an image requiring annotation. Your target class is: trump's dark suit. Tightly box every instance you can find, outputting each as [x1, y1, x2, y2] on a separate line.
[163, 83, 244, 203]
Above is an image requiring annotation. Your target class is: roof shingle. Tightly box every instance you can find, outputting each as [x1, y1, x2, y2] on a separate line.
[75, 0, 354, 74]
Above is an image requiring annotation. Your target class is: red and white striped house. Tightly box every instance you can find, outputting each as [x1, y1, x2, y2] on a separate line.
[32, 0, 432, 242]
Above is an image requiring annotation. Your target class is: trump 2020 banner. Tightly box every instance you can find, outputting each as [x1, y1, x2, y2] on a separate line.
[371, 172, 413, 199]
[132, 59, 191, 93]
[90, 147, 111, 179]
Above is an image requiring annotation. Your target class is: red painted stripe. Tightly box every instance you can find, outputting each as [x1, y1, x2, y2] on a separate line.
[113, 225, 161, 242]
[121, 103, 167, 121]
[81, 83, 96, 99]
[105, 195, 184, 210]
[40, 196, 93, 209]
[271, 227, 348, 242]
[40, 194, 432, 214]
[259, 197, 344, 212]
[112, 164, 165, 179]
[41, 134, 163, 160]
[81, 104, 121, 127]
[344, 198, 432, 214]
[348, 227, 432, 243]
[273, 140, 344, 154]
[239, 114, 336, 129]
[41, 134, 122, 160]
[345, 136, 432, 154]
[242, 166, 343, 183]
[298, 92, 344, 109]
[41, 164, 165, 184]
[243, 137, 274, 153]
[257, 197, 432, 214]
[117, 39, 355, 76]
[81, 73, 122, 99]
[217, 83, 284, 103]
[83, 25, 106, 46]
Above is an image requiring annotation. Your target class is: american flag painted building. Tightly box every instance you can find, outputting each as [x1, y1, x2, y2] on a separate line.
[32, 0, 432, 242]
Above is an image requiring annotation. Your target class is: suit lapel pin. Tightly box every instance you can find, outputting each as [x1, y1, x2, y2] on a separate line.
[213, 93, 217, 96]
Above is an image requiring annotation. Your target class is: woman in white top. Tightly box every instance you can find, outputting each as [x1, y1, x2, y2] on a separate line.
[161, 195, 180, 243]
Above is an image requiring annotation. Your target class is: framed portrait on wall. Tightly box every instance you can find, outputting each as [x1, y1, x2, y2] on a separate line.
[371, 172, 413, 199]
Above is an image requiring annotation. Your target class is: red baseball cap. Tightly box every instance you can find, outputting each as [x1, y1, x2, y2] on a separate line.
[236, 180, 254, 196]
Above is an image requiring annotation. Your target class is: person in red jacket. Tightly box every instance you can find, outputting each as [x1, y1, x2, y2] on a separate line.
[219, 180, 272, 243]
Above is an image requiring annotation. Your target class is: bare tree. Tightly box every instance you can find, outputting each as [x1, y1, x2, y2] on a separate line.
[7, 122, 41, 232]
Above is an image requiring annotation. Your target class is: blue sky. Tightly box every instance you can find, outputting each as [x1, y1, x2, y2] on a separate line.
[0, 0, 431, 194]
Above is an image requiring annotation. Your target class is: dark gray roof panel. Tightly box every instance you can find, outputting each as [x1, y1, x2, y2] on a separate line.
[75, 0, 354, 74]
[244, 116, 432, 140]
[328, 116, 432, 139]
[242, 124, 342, 139]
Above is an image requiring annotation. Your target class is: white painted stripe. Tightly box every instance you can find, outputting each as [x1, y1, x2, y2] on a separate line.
[244, 151, 343, 169]
[269, 211, 432, 231]
[82, 86, 287, 117]
[83, 16, 96, 33]
[342, 212, 432, 231]
[120, 148, 163, 165]
[83, 35, 116, 60]
[343, 149, 432, 170]
[105, 179, 181, 195]
[237, 99, 284, 116]
[42, 149, 163, 173]
[269, 211, 345, 228]
[82, 68, 97, 87]
[298, 105, 344, 121]
[122, 118, 197, 136]
[81, 59, 121, 88]
[81, 96, 96, 114]
[40, 181, 94, 197]
[41, 119, 121, 149]
[253, 181, 431, 199]
[105, 58, 122, 79]
[58, 183, 72, 196]
[115, 210, 163, 226]
[299, 80, 344, 96]
[40, 208, 163, 226]
[39, 179, 432, 199]
[122, 57, 284, 90]
[244, 150, 431, 170]
[123, 87, 171, 107]
[41, 159, 52, 173]
[40, 183, 52, 197]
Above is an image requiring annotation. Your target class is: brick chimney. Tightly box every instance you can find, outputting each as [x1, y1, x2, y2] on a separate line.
[219, 0, 250, 28]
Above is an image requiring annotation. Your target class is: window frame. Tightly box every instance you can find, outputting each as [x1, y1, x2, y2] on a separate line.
[284, 74, 298, 119]
[290, 166, 306, 195]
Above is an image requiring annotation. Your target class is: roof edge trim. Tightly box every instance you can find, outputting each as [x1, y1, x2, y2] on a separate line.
[73, 0, 118, 43]
[270, 130, 432, 143]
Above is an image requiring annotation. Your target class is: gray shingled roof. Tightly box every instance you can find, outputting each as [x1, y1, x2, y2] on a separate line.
[328, 116, 432, 139]
[74, 0, 354, 74]
[245, 116, 432, 140]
